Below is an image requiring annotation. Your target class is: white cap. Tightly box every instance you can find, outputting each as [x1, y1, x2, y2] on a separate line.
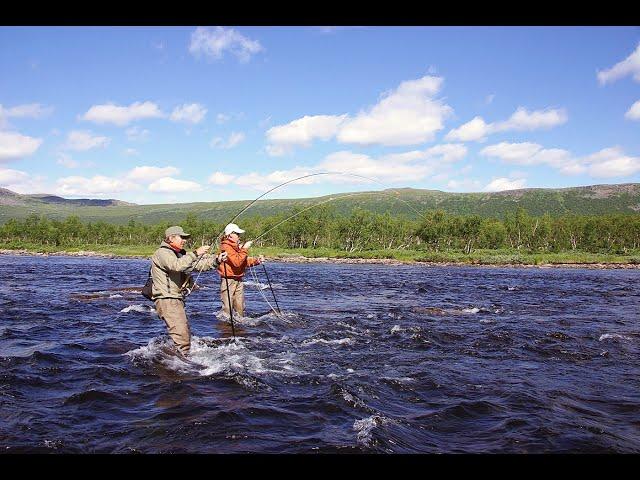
[224, 223, 245, 236]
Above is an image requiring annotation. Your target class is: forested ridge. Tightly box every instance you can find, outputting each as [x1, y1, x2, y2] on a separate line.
[3, 207, 640, 255]
[2, 183, 640, 225]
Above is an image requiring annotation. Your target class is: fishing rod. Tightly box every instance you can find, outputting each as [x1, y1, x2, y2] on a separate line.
[230, 186, 425, 315]
[225, 191, 379, 316]
[226, 173, 336, 230]
[184, 173, 339, 293]
[323, 171, 431, 223]
[212, 170, 430, 246]
[261, 262, 280, 314]
[247, 262, 281, 318]
[185, 173, 361, 294]
[251, 190, 389, 244]
[186, 170, 430, 295]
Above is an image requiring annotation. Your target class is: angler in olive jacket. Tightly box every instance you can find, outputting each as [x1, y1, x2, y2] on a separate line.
[150, 225, 227, 355]
[151, 240, 219, 300]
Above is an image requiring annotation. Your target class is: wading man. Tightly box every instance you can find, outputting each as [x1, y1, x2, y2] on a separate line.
[217, 223, 264, 318]
[151, 225, 227, 355]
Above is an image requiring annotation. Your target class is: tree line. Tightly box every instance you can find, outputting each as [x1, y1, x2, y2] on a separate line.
[2, 207, 640, 254]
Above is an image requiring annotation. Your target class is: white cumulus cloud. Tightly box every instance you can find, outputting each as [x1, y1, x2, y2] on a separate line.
[81, 101, 165, 126]
[625, 100, 640, 120]
[495, 107, 568, 131]
[208, 171, 236, 185]
[0, 169, 47, 193]
[232, 144, 467, 190]
[582, 147, 640, 178]
[0, 103, 53, 129]
[382, 144, 467, 166]
[446, 108, 567, 142]
[56, 153, 79, 168]
[5, 103, 53, 118]
[265, 75, 454, 152]
[0, 131, 43, 162]
[55, 175, 140, 197]
[0, 167, 30, 186]
[484, 177, 528, 192]
[319, 151, 432, 183]
[266, 115, 347, 156]
[423, 143, 468, 163]
[445, 116, 490, 142]
[234, 167, 316, 190]
[170, 103, 207, 124]
[337, 75, 453, 146]
[0, 103, 53, 128]
[148, 177, 203, 193]
[597, 42, 640, 85]
[189, 26, 264, 63]
[481, 142, 543, 164]
[226, 132, 245, 148]
[125, 166, 180, 183]
[65, 130, 110, 151]
[482, 142, 640, 179]
[211, 131, 246, 149]
[126, 126, 151, 142]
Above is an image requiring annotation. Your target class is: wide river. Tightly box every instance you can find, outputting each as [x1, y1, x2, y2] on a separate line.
[1, 254, 639, 453]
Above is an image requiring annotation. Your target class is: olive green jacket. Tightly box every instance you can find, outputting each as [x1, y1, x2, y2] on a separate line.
[150, 241, 220, 300]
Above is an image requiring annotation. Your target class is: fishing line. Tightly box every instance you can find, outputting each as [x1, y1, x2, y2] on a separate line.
[226, 173, 337, 230]
[252, 190, 384, 243]
[185, 174, 333, 293]
[210, 170, 428, 248]
[187, 191, 371, 295]
[186, 170, 429, 296]
[249, 263, 281, 318]
[229, 170, 431, 235]
[261, 262, 281, 314]
[322, 171, 431, 223]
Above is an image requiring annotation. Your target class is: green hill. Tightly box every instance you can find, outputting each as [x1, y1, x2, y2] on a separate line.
[1, 183, 640, 225]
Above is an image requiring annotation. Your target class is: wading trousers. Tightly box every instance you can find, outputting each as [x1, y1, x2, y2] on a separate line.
[220, 278, 245, 318]
[154, 298, 190, 354]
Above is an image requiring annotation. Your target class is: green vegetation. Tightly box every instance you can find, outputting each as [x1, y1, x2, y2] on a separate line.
[2, 183, 640, 225]
[2, 207, 640, 266]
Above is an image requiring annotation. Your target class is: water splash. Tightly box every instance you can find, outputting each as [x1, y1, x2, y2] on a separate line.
[302, 337, 353, 347]
[599, 333, 633, 342]
[353, 415, 392, 447]
[120, 304, 155, 314]
[244, 280, 270, 290]
[461, 307, 480, 314]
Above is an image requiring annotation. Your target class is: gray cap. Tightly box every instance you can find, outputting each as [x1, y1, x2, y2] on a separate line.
[165, 226, 191, 238]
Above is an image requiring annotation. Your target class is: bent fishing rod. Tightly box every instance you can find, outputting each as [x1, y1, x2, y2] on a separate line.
[185, 173, 353, 294]
[237, 191, 374, 317]
[185, 173, 336, 286]
[210, 170, 430, 248]
[250, 190, 398, 244]
[186, 170, 431, 296]
[187, 189, 397, 298]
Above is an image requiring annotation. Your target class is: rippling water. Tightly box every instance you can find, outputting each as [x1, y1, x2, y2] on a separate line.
[1, 254, 639, 453]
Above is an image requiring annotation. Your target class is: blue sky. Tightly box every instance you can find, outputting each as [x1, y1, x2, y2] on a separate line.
[1, 26, 639, 204]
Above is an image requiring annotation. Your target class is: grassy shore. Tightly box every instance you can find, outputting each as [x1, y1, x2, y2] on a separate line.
[2, 242, 640, 267]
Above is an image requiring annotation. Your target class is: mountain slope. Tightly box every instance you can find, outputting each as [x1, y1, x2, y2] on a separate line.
[1, 183, 639, 225]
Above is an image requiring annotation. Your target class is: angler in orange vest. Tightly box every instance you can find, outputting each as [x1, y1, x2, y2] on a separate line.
[217, 223, 264, 318]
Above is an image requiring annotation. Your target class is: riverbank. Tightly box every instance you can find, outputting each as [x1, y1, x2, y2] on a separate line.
[2, 247, 640, 269]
